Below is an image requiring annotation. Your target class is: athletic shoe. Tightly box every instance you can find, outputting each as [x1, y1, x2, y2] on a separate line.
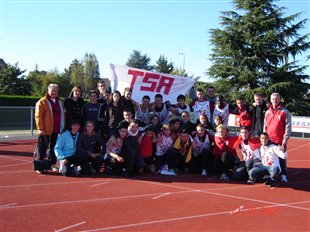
[160, 169, 177, 176]
[71, 166, 80, 176]
[219, 173, 230, 182]
[90, 167, 97, 174]
[36, 170, 44, 174]
[201, 169, 207, 177]
[269, 179, 276, 187]
[59, 163, 67, 176]
[122, 168, 131, 178]
[247, 177, 256, 185]
[280, 174, 288, 183]
[51, 165, 59, 172]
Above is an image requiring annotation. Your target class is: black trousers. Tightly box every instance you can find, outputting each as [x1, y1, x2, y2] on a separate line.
[212, 152, 239, 175]
[37, 133, 58, 165]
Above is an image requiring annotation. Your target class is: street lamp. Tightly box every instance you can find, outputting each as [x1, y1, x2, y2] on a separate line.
[179, 52, 185, 72]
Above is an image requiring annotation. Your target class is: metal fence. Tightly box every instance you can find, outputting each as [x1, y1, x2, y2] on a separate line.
[0, 106, 36, 138]
[0, 106, 309, 139]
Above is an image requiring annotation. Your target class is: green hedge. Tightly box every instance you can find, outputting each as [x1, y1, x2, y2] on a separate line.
[0, 95, 41, 106]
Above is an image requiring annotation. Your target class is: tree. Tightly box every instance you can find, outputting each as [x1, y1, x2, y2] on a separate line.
[83, 53, 100, 93]
[27, 69, 71, 97]
[208, 0, 310, 115]
[126, 50, 153, 70]
[65, 53, 101, 95]
[0, 61, 31, 95]
[154, 55, 174, 74]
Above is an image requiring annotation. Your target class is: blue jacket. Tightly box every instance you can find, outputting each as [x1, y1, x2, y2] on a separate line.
[54, 130, 79, 160]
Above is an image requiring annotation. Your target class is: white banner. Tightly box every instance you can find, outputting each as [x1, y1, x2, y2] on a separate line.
[228, 114, 310, 133]
[291, 116, 310, 133]
[109, 64, 195, 104]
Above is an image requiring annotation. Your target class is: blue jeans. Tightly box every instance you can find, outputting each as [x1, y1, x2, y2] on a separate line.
[248, 164, 280, 180]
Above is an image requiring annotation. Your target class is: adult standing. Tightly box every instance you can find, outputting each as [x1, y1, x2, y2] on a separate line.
[206, 86, 217, 105]
[63, 86, 84, 129]
[264, 93, 291, 183]
[35, 83, 65, 173]
[252, 93, 268, 136]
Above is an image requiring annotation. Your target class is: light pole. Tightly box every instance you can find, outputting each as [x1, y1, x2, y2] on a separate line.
[179, 52, 185, 72]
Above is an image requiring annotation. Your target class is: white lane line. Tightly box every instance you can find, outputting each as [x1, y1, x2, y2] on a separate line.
[79, 200, 310, 232]
[152, 192, 170, 200]
[90, 182, 109, 187]
[0, 191, 187, 210]
[139, 179, 310, 211]
[0, 163, 30, 168]
[55, 221, 86, 232]
[0, 155, 32, 163]
[1, 179, 117, 188]
[0, 202, 17, 208]
[287, 142, 310, 152]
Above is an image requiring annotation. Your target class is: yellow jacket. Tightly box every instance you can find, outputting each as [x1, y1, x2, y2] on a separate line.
[35, 94, 65, 135]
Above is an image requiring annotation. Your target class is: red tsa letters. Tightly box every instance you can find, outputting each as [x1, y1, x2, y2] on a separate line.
[128, 69, 175, 95]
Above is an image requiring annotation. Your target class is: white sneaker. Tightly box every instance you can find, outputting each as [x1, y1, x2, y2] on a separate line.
[219, 173, 230, 182]
[280, 174, 288, 183]
[59, 162, 67, 175]
[160, 169, 177, 176]
[201, 169, 207, 177]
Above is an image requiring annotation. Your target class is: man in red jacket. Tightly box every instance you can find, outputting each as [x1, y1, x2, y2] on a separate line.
[264, 93, 291, 183]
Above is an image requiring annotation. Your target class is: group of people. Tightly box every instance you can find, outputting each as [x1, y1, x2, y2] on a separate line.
[34, 81, 291, 187]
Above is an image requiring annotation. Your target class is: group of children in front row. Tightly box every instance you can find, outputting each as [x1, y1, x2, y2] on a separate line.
[54, 112, 287, 188]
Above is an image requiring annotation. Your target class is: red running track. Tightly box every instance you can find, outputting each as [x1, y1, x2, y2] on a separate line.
[0, 138, 309, 231]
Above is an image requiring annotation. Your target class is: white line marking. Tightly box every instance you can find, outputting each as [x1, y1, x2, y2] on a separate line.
[0, 162, 30, 168]
[55, 221, 86, 232]
[80, 200, 310, 231]
[287, 142, 310, 152]
[288, 160, 310, 162]
[139, 180, 310, 211]
[230, 205, 244, 214]
[0, 202, 17, 208]
[152, 192, 170, 200]
[0, 192, 184, 210]
[0, 155, 32, 163]
[1, 179, 117, 188]
[90, 182, 109, 187]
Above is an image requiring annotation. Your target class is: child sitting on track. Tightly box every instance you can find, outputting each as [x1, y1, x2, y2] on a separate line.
[247, 132, 288, 187]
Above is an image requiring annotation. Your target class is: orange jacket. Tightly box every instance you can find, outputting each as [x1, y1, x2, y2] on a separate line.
[35, 94, 65, 135]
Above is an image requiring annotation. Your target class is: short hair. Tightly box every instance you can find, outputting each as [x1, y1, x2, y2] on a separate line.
[271, 92, 281, 99]
[128, 119, 139, 126]
[124, 87, 132, 93]
[144, 125, 154, 133]
[180, 128, 190, 134]
[216, 124, 227, 132]
[196, 88, 204, 93]
[236, 96, 244, 101]
[177, 94, 186, 102]
[169, 117, 181, 126]
[48, 83, 59, 90]
[161, 124, 170, 131]
[207, 86, 215, 90]
[240, 126, 249, 131]
[214, 115, 223, 121]
[254, 93, 263, 98]
[260, 132, 269, 137]
[97, 80, 106, 86]
[155, 93, 163, 99]
[142, 95, 150, 101]
[89, 90, 98, 96]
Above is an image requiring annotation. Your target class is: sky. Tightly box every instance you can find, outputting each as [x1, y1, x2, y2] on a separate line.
[1, 0, 309, 83]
